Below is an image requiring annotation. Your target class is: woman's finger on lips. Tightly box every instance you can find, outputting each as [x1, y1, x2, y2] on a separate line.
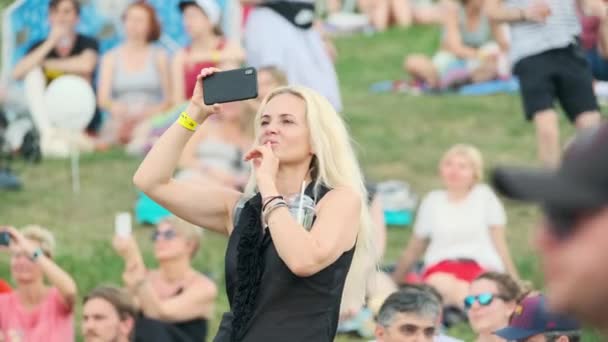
[257, 143, 273, 158]
[244, 149, 262, 161]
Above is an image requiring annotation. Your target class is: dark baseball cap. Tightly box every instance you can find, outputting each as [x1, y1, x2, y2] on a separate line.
[494, 295, 580, 340]
[492, 123, 608, 212]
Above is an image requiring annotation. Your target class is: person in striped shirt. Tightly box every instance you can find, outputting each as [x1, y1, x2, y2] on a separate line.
[486, 0, 607, 167]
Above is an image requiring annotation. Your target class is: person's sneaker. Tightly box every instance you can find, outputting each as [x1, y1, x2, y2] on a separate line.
[0, 168, 22, 190]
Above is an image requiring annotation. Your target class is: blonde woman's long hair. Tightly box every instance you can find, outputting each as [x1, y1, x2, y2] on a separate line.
[244, 85, 376, 313]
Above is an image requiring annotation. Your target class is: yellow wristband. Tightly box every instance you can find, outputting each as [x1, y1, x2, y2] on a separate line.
[178, 112, 198, 131]
[212, 50, 221, 63]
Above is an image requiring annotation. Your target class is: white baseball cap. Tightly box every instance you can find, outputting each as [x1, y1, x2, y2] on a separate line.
[178, 0, 221, 27]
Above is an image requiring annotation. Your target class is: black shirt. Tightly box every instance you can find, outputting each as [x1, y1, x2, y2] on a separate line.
[134, 286, 209, 342]
[214, 184, 356, 342]
[134, 316, 208, 342]
[27, 33, 99, 83]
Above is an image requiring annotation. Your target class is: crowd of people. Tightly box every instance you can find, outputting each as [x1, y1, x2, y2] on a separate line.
[1, 0, 608, 341]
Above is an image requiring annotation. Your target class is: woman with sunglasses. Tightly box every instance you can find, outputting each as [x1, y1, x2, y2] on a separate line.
[0, 225, 78, 342]
[112, 215, 217, 342]
[133, 67, 374, 341]
[466, 272, 526, 342]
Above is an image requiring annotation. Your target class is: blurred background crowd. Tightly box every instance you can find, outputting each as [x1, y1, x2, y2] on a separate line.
[0, 0, 607, 341]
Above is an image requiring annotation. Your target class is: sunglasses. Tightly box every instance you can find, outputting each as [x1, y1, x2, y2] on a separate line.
[464, 293, 506, 309]
[151, 229, 177, 242]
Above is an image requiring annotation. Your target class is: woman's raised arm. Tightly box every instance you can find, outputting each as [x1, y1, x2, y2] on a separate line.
[133, 68, 242, 235]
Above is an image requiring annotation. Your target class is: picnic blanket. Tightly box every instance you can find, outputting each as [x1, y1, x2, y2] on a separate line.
[370, 77, 520, 96]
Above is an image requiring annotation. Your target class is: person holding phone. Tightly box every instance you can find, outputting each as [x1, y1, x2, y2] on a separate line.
[0, 225, 77, 342]
[133, 67, 375, 341]
[112, 215, 216, 342]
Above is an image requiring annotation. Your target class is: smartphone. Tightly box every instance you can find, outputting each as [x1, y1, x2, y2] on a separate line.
[115, 212, 132, 237]
[0, 231, 10, 246]
[203, 67, 258, 105]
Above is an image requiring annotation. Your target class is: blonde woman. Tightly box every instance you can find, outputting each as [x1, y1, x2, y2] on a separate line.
[133, 67, 375, 341]
[113, 215, 216, 342]
[392, 144, 518, 309]
[0, 225, 77, 342]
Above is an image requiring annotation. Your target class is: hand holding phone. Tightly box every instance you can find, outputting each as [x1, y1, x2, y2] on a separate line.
[203, 67, 258, 105]
[115, 213, 132, 237]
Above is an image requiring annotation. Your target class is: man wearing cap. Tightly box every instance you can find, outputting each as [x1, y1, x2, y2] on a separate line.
[492, 123, 608, 332]
[495, 294, 580, 342]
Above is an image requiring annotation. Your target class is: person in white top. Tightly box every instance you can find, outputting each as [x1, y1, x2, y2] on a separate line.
[392, 144, 519, 308]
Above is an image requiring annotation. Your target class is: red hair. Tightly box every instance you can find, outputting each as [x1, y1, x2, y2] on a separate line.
[123, 1, 162, 42]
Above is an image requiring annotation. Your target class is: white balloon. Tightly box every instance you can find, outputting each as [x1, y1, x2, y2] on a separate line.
[44, 75, 96, 132]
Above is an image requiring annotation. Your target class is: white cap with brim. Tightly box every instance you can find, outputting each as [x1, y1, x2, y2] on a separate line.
[178, 0, 221, 27]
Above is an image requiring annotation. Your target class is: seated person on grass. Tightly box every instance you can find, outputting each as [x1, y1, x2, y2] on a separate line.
[404, 0, 509, 90]
[11, 0, 100, 157]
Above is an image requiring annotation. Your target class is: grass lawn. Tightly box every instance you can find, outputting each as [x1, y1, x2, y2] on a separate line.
[0, 18, 603, 341]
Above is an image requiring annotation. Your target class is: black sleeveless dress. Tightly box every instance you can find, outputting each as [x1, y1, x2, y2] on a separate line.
[213, 184, 355, 342]
[134, 287, 208, 342]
